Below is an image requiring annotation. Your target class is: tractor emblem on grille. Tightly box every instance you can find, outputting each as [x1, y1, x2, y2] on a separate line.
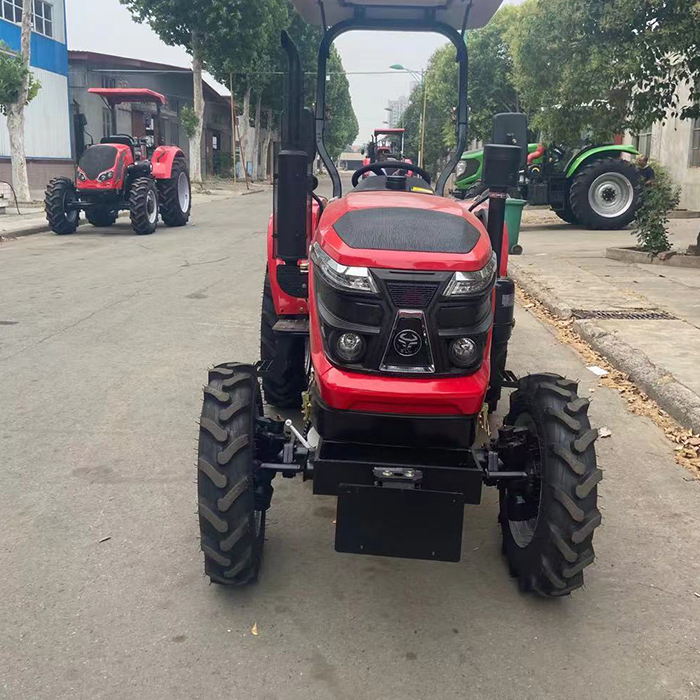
[394, 329, 422, 357]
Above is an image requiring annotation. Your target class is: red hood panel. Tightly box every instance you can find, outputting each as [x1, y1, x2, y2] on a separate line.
[315, 191, 492, 272]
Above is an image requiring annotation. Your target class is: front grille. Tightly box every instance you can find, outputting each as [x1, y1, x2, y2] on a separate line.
[386, 281, 439, 308]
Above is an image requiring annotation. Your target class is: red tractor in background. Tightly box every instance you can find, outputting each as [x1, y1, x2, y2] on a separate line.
[196, 0, 601, 598]
[46, 88, 191, 236]
[362, 127, 411, 177]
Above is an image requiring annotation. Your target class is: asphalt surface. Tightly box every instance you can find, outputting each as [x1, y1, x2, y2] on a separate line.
[1, 182, 699, 700]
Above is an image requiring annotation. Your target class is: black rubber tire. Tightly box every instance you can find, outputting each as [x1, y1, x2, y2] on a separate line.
[45, 177, 79, 235]
[501, 373, 602, 597]
[569, 157, 639, 230]
[158, 157, 191, 227]
[129, 177, 159, 235]
[464, 181, 488, 199]
[453, 188, 466, 200]
[86, 207, 118, 227]
[552, 204, 579, 225]
[260, 271, 308, 409]
[197, 363, 268, 585]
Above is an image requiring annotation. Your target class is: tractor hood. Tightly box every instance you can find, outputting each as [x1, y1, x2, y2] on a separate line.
[315, 191, 492, 272]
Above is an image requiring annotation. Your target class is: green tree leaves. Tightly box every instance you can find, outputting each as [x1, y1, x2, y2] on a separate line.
[0, 41, 40, 116]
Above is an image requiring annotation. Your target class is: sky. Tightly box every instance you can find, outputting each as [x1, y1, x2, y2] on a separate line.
[66, 0, 521, 146]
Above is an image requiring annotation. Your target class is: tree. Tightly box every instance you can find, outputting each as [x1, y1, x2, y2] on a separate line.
[0, 0, 41, 203]
[119, 0, 225, 185]
[507, 0, 700, 145]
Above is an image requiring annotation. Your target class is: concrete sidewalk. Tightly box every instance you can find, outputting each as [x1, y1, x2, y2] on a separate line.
[510, 210, 700, 432]
[0, 182, 267, 240]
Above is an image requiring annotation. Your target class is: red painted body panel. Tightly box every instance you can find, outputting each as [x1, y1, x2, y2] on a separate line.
[151, 146, 186, 180]
[315, 190, 492, 272]
[76, 144, 133, 191]
[266, 197, 325, 316]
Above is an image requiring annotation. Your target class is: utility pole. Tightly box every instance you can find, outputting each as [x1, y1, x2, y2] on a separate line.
[229, 73, 237, 184]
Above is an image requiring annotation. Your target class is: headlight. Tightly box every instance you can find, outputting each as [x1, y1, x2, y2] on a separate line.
[455, 160, 467, 178]
[97, 170, 115, 183]
[311, 242, 377, 294]
[76, 169, 87, 182]
[443, 253, 497, 296]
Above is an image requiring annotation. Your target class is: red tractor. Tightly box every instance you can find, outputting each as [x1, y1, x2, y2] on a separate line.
[46, 88, 191, 236]
[197, 0, 601, 597]
[362, 127, 411, 177]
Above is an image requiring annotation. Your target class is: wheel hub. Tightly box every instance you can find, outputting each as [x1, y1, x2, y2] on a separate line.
[588, 172, 634, 218]
[146, 189, 157, 224]
[177, 171, 190, 212]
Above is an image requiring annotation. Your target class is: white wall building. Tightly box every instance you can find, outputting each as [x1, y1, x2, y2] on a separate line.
[0, 0, 73, 198]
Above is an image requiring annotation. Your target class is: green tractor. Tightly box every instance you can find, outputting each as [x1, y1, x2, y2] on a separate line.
[454, 142, 641, 230]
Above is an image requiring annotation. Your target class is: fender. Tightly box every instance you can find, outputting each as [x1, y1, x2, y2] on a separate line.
[150, 146, 186, 179]
[566, 144, 639, 178]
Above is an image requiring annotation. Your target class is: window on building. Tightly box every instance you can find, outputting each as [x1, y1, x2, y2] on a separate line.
[102, 107, 113, 139]
[634, 128, 653, 157]
[33, 0, 52, 38]
[1, 0, 23, 24]
[101, 76, 117, 89]
[691, 118, 700, 168]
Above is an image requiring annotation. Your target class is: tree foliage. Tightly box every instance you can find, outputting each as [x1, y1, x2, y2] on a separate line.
[508, 0, 700, 144]
[632, 164, 681, 254]
[180, 106, 199, 139]
[0, 41, 40, 116]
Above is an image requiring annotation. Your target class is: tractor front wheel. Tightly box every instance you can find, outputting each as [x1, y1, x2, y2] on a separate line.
[569, 158, 639, 229]
[260, 271, 308, 409]
[86, 206, 118, 228]
[158, 157, 191, 227]
[198, 363, 271, 585]
[129, 177, 159, 235]
[500, 373, 602, 597]
[45, 177, 79, 235]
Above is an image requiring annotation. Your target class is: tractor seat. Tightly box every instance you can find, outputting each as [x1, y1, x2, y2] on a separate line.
[101, 134, 137, 156]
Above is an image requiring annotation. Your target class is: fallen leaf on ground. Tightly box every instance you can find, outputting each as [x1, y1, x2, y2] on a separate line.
[598, 427, 612, 438]
[251, 622, 259, 636]
[99, 537, 111, 543]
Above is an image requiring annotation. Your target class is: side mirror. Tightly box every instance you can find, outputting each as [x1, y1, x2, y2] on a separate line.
[492, 113, 528, 169]
[482, 144, 521, 190]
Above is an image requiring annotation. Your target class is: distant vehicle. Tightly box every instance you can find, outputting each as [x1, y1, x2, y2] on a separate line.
[45, 88, 191, 236]
[362, 127, 412, 177]
[454, 141, 640, 230]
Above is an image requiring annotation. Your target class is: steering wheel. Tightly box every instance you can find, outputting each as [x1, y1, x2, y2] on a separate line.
[351, 162, 432, 187]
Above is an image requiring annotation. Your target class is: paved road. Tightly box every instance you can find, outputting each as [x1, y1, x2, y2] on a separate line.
[1, 186, 699, 700]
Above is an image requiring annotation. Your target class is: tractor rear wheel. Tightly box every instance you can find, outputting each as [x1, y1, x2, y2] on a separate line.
[198, 363, 271, 585]
[569, 158, 639, 229]
[86, 206, 118, 227]
[260, 271, 308, 409]
[158, 157, 191, 227]
[129, 177, 159, 235]
[500, 373, 602, 597]
[45, 177, 80, 235]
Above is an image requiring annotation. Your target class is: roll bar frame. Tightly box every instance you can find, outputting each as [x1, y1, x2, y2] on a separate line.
[315, 16, 469, 198]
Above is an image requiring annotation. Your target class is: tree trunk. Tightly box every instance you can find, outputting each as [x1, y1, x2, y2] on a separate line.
[261, 108, 273, 181]
[7, 0, 33, 202]
[251, 94, 262, 181]
[189, 36, 205, 186]
[238, 86, 252, 179]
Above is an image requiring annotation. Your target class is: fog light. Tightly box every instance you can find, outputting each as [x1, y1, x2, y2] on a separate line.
[335, 332, 365, 363]
[449, 337, 478, 367]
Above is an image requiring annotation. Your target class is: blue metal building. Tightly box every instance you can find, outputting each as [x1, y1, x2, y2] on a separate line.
[0, 0, 73, 197]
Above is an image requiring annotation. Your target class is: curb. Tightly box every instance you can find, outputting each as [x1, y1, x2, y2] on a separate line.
[510, 263, 700, 434]
[606, 246, 700, 269]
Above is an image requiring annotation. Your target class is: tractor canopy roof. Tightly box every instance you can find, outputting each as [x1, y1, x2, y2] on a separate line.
[374, 128, 405, 136]
[290, 0, 503, 30]
[88, 88, 167, 106]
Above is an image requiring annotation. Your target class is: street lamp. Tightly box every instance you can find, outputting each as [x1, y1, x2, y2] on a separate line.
[390, 63, 427, 169]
